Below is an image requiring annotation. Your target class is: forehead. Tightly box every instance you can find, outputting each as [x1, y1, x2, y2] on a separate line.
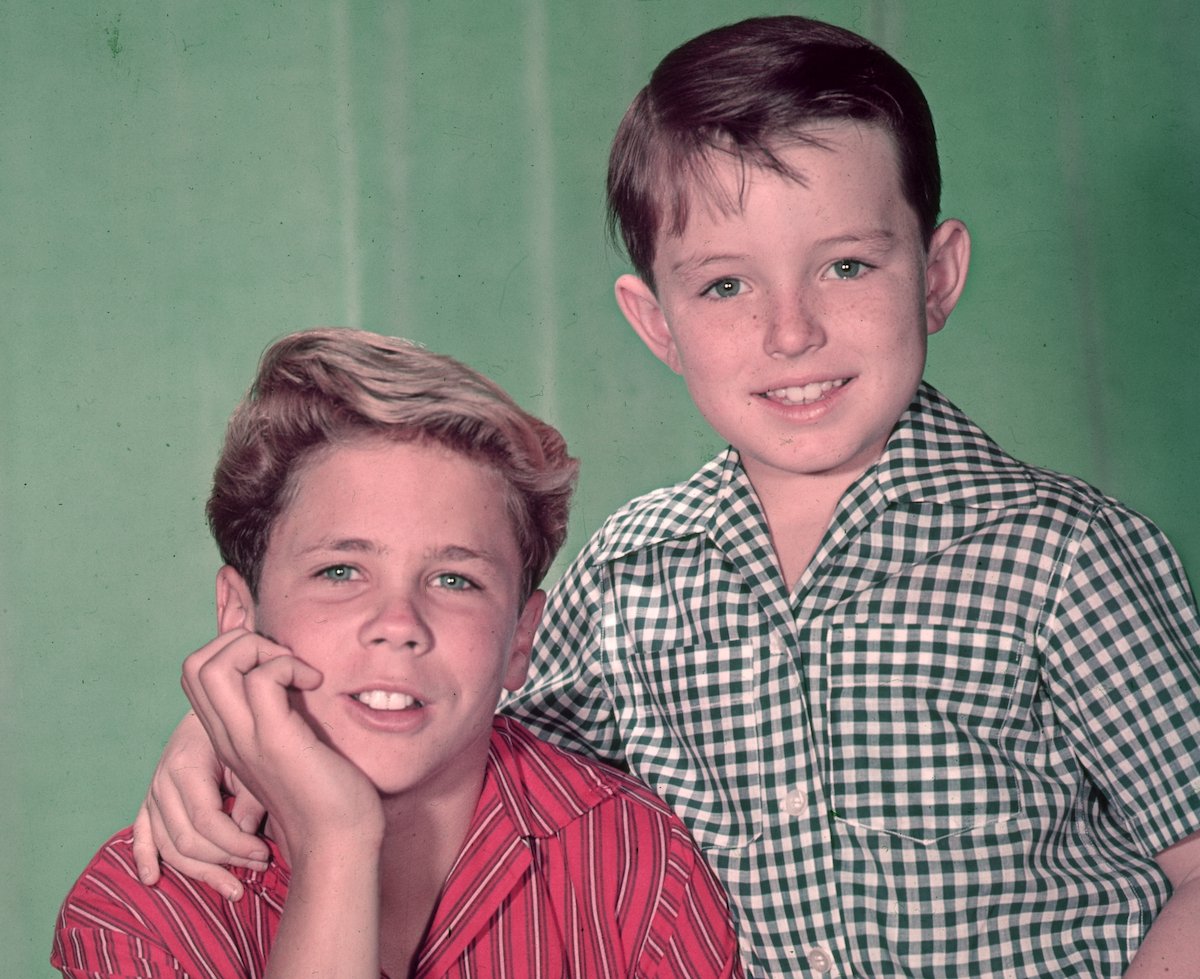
[664, 121, 908, 240]
[274, 437, 519, 555]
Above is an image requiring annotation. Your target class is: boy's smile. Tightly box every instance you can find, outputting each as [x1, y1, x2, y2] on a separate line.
[617, 121, 969, 504]
[220, 437, 542, 813]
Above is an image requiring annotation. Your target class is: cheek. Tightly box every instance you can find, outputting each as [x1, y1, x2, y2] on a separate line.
[673, 327, 735, 381]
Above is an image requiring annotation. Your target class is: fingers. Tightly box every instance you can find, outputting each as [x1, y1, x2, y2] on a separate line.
[184, 630, 322, 773]
[155, 753, 268, 853]
[136, 708, 269, 899]
[181, 630, 338, 844]
[151, 827, 247, 902]
[239, 656, 323, 724]
[136, 776, 262, 902]
[131, 800, 161, 886]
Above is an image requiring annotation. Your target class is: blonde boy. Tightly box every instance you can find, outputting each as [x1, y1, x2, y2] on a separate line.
[53, 329, 741, 978]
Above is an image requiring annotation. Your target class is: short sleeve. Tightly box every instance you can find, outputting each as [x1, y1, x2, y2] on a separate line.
[1042, 501, 1200, 855]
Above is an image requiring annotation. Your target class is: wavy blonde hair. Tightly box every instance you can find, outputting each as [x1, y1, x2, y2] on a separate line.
[208, 328, 578, 599]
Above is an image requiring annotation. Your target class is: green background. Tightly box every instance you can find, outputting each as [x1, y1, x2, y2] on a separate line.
[4, 2, 1197, 972]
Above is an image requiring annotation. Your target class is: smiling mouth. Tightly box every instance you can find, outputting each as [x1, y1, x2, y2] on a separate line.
[353, 690, 422, 711]
[761, 378, 848, 406]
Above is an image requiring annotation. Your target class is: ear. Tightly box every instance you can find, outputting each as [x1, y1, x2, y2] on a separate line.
[924, 219, 971, 336]
[215, 565, 256, 634]
[501, 588, 546, 692]
[614, 274, 682, 373]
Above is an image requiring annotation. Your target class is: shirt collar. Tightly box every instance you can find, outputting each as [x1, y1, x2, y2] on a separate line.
[416, 717, 615, 970]
[483, 714, 613, 840]
[871, 383, 1040, 509]
[593, 382, 1039, 565]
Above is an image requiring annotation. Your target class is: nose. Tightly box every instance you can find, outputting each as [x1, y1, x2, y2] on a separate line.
[763, 292, 825, 358]
[361, 590, 433, 655]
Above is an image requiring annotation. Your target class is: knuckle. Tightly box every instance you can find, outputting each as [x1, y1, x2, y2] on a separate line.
[172, 829, 206, 858]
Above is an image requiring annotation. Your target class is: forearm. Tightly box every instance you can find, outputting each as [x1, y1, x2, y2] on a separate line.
[1123, 877, 1200, 978]
[266, 841, 382, 979]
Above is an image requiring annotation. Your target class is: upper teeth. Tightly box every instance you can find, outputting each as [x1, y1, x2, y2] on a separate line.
[354, 690, 418, 711]
[765, 378, 846, 405]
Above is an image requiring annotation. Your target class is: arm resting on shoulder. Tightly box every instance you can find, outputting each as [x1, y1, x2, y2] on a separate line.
[132, 708, 269, 898]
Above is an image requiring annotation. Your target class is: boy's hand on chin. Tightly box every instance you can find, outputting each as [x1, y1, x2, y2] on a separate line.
[183, 629, 384, 859]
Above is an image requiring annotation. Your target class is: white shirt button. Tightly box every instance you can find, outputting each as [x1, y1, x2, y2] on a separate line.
[783, 790, 808, 816]
[807, 946, 834, 973]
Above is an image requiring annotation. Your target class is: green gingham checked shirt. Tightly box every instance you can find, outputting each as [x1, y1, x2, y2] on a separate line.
[504, 384, 1200, 978]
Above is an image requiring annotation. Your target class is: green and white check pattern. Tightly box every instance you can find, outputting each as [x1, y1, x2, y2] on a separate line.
[504, 384, 1200, 978]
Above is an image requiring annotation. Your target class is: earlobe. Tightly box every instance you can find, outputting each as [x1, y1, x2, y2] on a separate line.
[614, 274, 682, 373]
[924, 219, 971, 335]
[502, 589, 545, 692]
[215, 565, 255, 634]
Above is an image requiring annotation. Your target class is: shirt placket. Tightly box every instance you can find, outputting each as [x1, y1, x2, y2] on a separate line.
[770, 484, 893, 978]
[714, 484, 862, 978]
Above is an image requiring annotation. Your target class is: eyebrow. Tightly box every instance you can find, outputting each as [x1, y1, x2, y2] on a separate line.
[297, 538, 501, 565]
[813, 229, 898, 250]
[297, 537, 381, 557]
[668, 252, 750, 277]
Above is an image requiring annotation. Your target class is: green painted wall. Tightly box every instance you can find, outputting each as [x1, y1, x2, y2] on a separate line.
[4, 2, 1197, 972]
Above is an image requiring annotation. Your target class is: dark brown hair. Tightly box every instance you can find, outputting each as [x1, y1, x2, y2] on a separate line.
[607, 15, 942, 289]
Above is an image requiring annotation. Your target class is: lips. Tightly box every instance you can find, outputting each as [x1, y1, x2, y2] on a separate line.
[761, 377, 848, 406]
[352, 689, 422, 711]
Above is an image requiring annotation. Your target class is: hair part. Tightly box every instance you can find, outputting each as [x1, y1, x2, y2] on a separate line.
[606, 15, 942, 289]
[208, 328, 578, 600]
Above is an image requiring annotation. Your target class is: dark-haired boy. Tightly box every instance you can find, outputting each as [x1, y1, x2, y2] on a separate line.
[132, 17, 1200, 978]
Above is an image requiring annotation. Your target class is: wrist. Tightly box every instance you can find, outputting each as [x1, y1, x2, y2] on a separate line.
[287, 831, 383, 879]
[271, 808, 385, 872]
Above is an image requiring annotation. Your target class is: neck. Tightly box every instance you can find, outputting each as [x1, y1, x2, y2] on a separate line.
[744, 464, 865, 588]
[376, 774, 486, 977]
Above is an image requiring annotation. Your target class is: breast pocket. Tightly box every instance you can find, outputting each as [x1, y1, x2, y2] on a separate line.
[610, 641, 762, 852]
[825, 620, 1023, 843]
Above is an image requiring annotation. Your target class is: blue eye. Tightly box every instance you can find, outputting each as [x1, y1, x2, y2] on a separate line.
[703, 277, 742, 299]
[435, 573, 475, 591]
[829, 259, 866, 280]
[319, 565, 358, 582]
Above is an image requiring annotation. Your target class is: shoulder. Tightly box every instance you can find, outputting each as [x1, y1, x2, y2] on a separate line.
[52, 825, 284, 976]
[488, 718, 720, 904]
[489, 717, 690, 838]
[539, 449, 735, 618]
[57, 826, 188, 927]
[577, 450, 737, 564]
[900, 386, 1158, 524]
[484, 720, 740, 973]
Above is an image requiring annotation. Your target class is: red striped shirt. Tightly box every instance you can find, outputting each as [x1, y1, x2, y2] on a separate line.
[52, 716, 742, 978]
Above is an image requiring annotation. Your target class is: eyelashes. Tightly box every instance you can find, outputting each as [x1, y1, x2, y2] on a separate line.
[700, 259, 872, 299]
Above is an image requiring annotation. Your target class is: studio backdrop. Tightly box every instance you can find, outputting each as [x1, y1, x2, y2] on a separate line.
[3, 3, 1197, 973]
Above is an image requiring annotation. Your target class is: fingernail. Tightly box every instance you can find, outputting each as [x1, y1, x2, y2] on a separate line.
[225, 884, 244, 902]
